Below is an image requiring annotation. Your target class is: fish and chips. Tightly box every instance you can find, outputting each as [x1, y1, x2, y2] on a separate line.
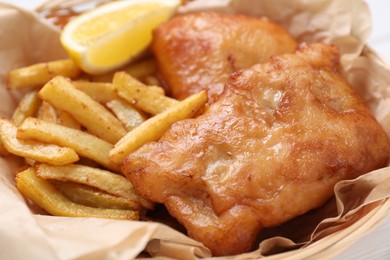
[1, 5, 389, 258]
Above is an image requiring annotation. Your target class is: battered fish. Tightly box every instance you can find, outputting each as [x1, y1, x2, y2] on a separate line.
[123, 43, 390, 256]
[152, 11, 297, 103]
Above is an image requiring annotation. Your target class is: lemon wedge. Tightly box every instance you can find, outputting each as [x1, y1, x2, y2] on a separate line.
[60, 0, 180, 74]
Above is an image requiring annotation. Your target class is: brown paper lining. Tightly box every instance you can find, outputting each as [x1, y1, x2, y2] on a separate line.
[1, 0, 390, 259]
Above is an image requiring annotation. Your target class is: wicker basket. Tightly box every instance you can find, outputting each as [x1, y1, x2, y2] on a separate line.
[26, 0, 390, 258]
[35, 0, 113, 28]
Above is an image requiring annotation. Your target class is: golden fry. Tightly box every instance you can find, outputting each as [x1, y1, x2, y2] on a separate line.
[38, 76, 127, 144]
[36, 163, 154, 210]
[57, 110, 81, 129]
[91, 58, 157, 82]
[54, 181, 143, 210]
[0, 118, 79, 165]
[110, 90, 208, 164]
[113, 72, 177, 115]
[8, 59, 81, 89]
[16, 167, 139, 220]
[73, 81, 117, 103]
[148, 85, 165, 95]
[11, 90, 41, 126]
[143, 76, 160, 86]
[73, 80, 164, 104]
[106, 99, 147, 131]
[37, 101, 58, 123]
[122, 58, 157, 79]
[17, 117, 118, 172]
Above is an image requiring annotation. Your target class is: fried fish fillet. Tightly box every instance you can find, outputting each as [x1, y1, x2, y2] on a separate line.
[123, 43, 390, 256]
[151, 11, 297, 103]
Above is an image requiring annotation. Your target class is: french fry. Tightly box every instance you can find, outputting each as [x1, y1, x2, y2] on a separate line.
[37, 101, 58, 123]
[76, 157, 101, 168]
[36, 163, 154, 210]
[73, 81, 117, 103]
[106, 99, 147, 131]
[16, 167, 139, 220]
[53, 181, 143, 210]
[110, 90, 208, 164]
[11, 90, 41, 126]
[37, 101, 81, 129]
[38, 76, 127, 144]
[147, 85, 165, 96]
[0, 118, 79, 165]
[91, 58, 157, 82]
[8, 59, 81, 89]
[143, 76, 160, 86]
[17, 117, 118, 172]
[73, 80, 165, 104]
[57, 110, 81, 130]
[122, 58, 157, 80]
[113, 72, 178, 115]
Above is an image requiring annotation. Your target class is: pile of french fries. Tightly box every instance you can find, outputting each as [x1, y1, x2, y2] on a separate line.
[1, 58, 207, 220]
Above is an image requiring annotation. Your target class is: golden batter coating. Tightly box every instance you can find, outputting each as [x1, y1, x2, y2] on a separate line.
[123, 43, 390, 256]
[151, 11, 297, 103]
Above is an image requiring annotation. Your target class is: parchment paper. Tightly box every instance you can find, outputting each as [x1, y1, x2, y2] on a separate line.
[1, 0, 390, 259]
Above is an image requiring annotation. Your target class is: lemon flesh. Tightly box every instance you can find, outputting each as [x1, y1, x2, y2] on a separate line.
[61, 0, 180, 74]
[86, 6, 172, 69]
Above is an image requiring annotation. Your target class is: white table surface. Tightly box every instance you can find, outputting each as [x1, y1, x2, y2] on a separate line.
[2, 0, 390, 259]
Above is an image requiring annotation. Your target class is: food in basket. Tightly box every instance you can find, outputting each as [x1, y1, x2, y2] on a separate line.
[16, 167, 140, 220]
[152, 11, 297, 103]
[123, 43, 390, 256]
[2, 0, 390, 258]
[3, 59, 207, 223]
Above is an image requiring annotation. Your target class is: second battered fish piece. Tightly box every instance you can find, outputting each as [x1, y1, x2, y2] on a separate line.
[152, 11, 297, 103]
[123, 44, 390, 256]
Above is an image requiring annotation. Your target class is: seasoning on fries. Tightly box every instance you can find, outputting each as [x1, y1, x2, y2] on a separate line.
[17, 117, 119, 172]
[2, 0, 207, 232]
[110, 90, 208, 164]
[36, 163, 153, 210]
[90, 58, 158, 83]
[37, 101, 58, 123]
[106, 99, 147, 131]
[8, 59, 81, 89]
[113, 71, 177, 115]
[57, 110, 81, 129]
[16, 167, 139, 220]
[4, 50, 206, 220]
[73, 81, 117, 103]
[11, 90, 41, 126]
[39, 76, 127, 144]
[0, 118, 79, 165]
[53, 181, 143, 211]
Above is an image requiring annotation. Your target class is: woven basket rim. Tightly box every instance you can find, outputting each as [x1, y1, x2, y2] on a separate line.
[35, 0, 96, 12]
